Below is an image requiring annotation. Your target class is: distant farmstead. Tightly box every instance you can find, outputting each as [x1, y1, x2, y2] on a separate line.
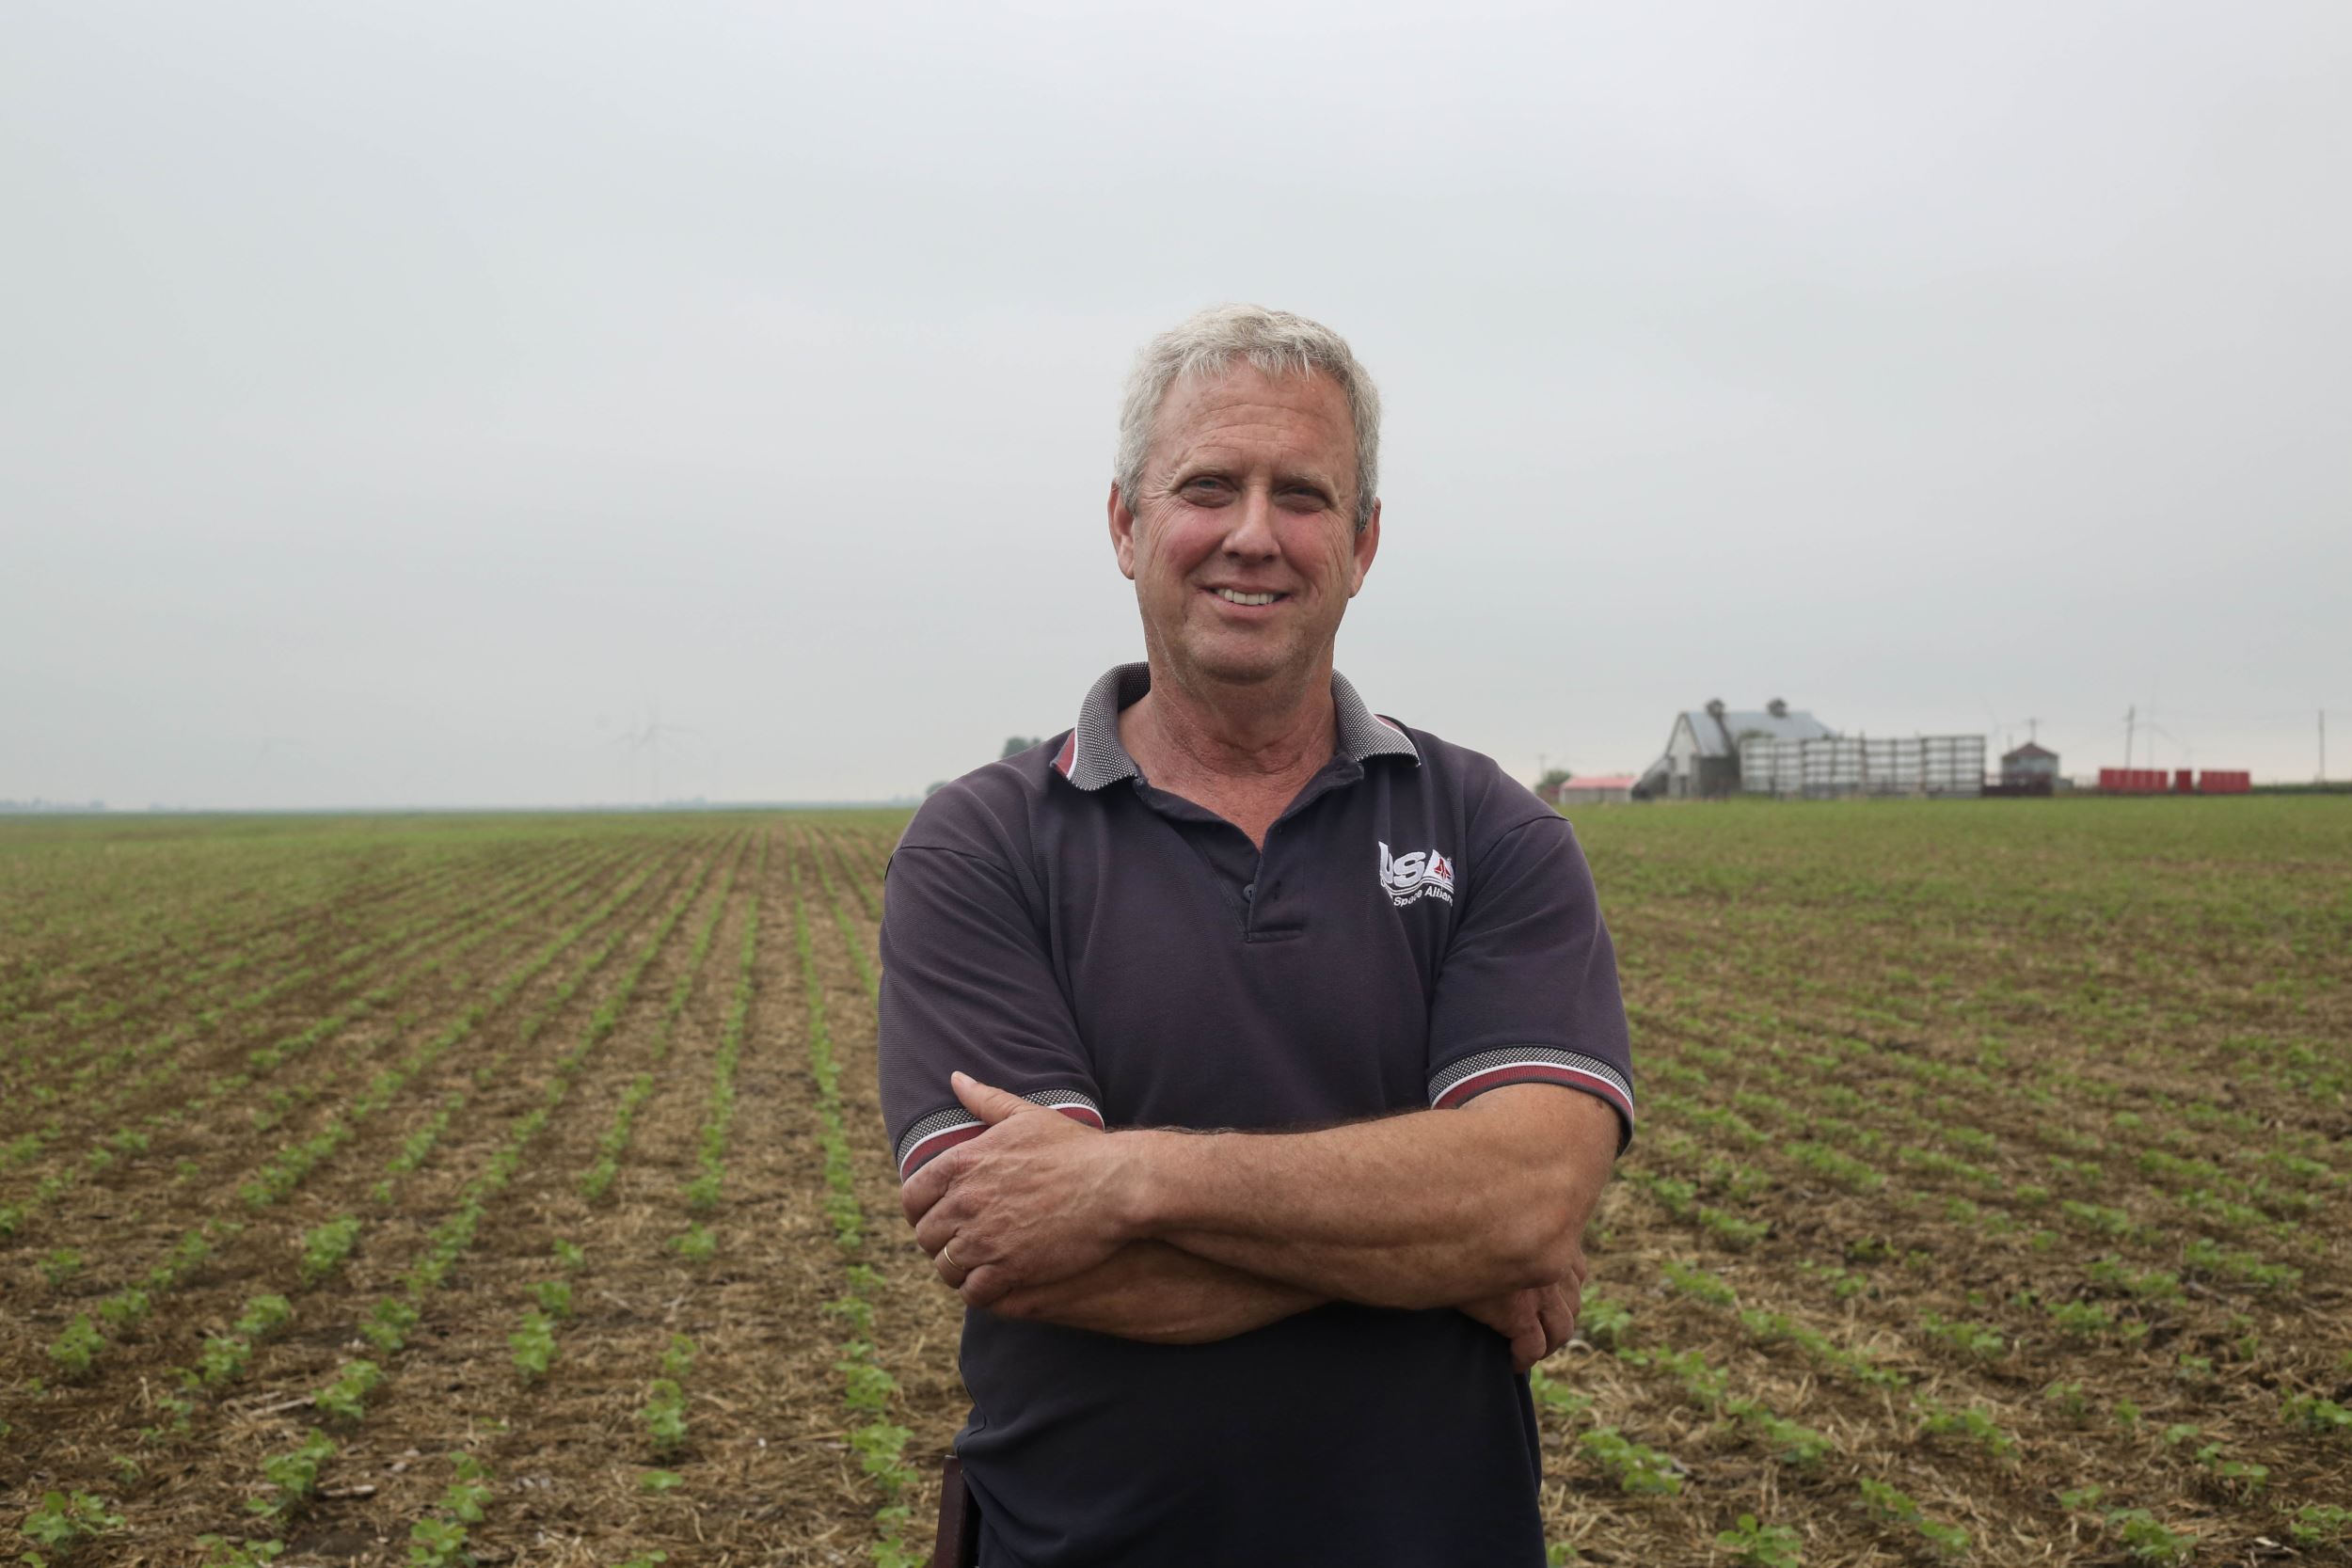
[1637, 699, 1834, 800]
[1638, 698, 1988, 800]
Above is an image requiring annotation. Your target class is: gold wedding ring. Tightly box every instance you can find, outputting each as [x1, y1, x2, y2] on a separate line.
[940, 1243, 957, 1272]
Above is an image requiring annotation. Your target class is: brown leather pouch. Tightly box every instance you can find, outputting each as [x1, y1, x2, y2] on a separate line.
[930, 1453, 980, 1568]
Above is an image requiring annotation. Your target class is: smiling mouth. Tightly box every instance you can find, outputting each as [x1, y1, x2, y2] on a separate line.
[1209, 588, 1286, 607]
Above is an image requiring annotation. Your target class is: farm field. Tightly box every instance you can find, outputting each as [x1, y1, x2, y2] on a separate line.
[2, 798, 2348, 1567]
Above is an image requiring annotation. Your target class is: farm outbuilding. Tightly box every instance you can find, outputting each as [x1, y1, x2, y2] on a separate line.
[1542, 774, 1637, 808]
[1741, 734, 1986, 799]
[2001, 742, 2060, 788]
[1636, 699, 1835, 800]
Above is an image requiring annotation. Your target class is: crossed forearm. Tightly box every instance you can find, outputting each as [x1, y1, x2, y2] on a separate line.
[907, 1077, 1614, 1339]
[1121, 1094, 1607, 1310]
[986, 1240, 1325, 1341]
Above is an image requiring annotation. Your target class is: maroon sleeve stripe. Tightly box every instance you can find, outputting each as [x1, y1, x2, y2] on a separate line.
[1432, 1060, 1634, 1123]
[1428, 1048, 1635, 1148]
[896, 1092, 1105, 1180]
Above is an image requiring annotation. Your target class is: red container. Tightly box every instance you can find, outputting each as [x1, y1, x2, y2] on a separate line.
[2099, 768, 2172, 794]
[2175, 768, 2196, 794]
[2199, 769, 2250, 795]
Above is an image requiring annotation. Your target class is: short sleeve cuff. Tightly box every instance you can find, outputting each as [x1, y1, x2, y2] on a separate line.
[894, 1088, 1106, 1180]
[1428, 1049, 1635, 1151]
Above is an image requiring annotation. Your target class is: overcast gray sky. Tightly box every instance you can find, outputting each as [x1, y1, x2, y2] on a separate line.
[5, 1, 2345, 808]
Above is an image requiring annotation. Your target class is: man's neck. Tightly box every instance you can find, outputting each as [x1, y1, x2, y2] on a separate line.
[1121, 657, 1339, 798]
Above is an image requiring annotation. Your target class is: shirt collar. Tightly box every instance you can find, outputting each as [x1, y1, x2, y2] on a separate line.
[1052, 661, 1421, 792]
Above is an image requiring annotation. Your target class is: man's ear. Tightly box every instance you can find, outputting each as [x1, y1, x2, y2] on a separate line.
[1108, 482, 1139, 581]
[1348, 499, 1381, 596]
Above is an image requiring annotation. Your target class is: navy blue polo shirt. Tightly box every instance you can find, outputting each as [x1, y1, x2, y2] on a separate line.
[879, 663, 1634, 1568]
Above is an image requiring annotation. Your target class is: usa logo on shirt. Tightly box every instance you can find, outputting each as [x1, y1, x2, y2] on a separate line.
[1378, 841, 1455, 906]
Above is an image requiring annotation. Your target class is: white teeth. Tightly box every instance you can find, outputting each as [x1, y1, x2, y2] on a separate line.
[1216, 589, 1278, 606]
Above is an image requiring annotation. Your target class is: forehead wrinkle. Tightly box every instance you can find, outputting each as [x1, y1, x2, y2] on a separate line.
[1152, 395, 1356, 496]
[1168, 438, 1343, 486]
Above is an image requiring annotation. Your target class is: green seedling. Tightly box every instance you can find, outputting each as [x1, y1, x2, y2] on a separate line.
[247, 1430, 335, 1518]
[1577, 1428, 1682, 1496]
[1920, 1402, 2020, 1459]
[1715, 1513, 1802, 1568]
[2290, 1504, 2352, 1546]
[1918, 1312, 2005, 1360]
[1858, 1478, 1969, 1559]
[440, 1452, 492, 1523]
[361, 1297, 420, 1354]
[405, 1517, 468, 1568]
[233, 1293, 293, 1339]
[46, 1316, 103, 1380]
[2283, 1393, 2352, 1433]
[20, 1490, 123, 1551]
[2104, 1508, 2195, 1565]
[1575, 1296, 1630, 1349]
[643, 1378, 689, 1456]
[509, 1310, 558, 1383]
[198, 1334, 252, 1386]
[297, 1216, 361, 1286]
[312, 1360, 382, 1423]
[96, 1288, 151, 1327]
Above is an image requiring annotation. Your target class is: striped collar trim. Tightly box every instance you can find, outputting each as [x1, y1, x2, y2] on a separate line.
[1052, 661, 1419, 792]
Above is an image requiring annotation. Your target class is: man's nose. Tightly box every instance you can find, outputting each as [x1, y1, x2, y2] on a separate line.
[1222, 486, 1280, 556]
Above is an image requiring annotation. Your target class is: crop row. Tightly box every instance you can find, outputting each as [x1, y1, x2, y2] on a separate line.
[17, 842, 707, 1406]
[789, 838, 922, 1565]
[151, 838, 734, 1555]
[0, 841, 643, 1242]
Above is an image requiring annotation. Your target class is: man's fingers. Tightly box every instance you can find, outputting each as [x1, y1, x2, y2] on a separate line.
[1534, 1285, 1578, 1361]
[900, 1153, 956, 1226]
[960, 1263, 1012, 1308]
[934, 1243, 967, 1290]
[912, 1202, 965, 1259]
[952, 1071, 1033, 1126]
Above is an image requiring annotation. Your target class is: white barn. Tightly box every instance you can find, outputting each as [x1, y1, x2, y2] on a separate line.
[1636, 699, 1836, 800]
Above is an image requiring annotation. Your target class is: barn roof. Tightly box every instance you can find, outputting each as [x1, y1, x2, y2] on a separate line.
[1676, 707, 1836, 758]
[2002, 742, 2058, 762]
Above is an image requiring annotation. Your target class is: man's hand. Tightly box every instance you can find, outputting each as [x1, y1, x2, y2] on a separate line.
[902, 1072, 1139, 1307]
[1457, 1278, 1581, 1373]
[1458, 1231, 1586, 1372]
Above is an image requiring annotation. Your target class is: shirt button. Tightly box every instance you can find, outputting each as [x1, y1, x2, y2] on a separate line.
[1242, 882, 1256, 901]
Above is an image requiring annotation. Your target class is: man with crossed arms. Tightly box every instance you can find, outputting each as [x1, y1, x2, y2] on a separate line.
[881, 304, 1633, 1566]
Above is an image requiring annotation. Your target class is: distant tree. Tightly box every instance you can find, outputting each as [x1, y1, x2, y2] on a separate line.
[925, 780, 949, 797]
[1001, 736, 1042, 759]
[1537, 767, 1572, 793]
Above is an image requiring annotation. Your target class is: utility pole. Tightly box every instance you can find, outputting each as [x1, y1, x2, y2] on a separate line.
[2124, 705, 2136, 769]
[2323, 710, 2329, 784]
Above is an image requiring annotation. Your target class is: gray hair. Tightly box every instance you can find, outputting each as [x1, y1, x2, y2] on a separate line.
[1114, 304, 1382, 530]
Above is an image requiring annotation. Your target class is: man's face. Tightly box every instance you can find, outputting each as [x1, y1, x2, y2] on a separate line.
[1109, 362, 1380, 693]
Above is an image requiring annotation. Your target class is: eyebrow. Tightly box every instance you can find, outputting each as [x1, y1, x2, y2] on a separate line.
[1172, 461, 1340, 496]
